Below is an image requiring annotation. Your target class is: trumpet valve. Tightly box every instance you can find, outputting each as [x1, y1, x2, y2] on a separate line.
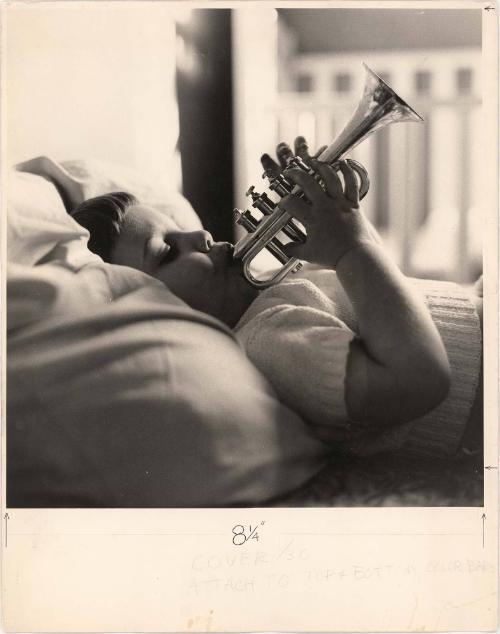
[286, 155, 311, 173]
[268, 173, 293, 197]
[246, 188, 276, 216]
[234, 208, 259, 232]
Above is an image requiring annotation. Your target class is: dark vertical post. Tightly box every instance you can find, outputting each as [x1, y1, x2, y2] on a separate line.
[176, 10, 234, 242]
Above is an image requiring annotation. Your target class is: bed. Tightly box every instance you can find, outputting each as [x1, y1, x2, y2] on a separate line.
[6, 159, 483, 507]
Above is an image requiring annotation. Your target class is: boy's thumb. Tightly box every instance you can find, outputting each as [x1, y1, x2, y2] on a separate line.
[282, 242, 304, 260]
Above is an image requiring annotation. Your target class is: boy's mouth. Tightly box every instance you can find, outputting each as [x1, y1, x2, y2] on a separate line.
[207, 242, 235, 268]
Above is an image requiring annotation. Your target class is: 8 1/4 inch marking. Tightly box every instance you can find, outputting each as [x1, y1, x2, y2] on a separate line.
[232, 522, 265, 546]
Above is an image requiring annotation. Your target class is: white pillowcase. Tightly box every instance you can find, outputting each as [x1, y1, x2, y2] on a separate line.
[6, 169, 99, 269]
[7, 158, 203, 270]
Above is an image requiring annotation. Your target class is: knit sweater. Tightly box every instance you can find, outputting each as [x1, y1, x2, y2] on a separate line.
[235, 266, 482, 458]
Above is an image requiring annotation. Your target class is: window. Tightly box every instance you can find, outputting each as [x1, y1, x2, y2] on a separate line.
[456, 68, 473, 95]
[296, 74, 313, 92]
[415, 70, 432, 95]
[333, 73, 352, 92]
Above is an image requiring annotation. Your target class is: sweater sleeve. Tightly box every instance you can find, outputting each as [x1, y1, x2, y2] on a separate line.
[235, 279, 355, 439]
[398, 278, 482, 457]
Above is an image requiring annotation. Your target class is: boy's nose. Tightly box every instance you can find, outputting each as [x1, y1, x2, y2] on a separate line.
[175, 230, 214, 254]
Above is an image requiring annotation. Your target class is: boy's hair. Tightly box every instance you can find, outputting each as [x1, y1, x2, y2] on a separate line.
[72, 192, 138, 262]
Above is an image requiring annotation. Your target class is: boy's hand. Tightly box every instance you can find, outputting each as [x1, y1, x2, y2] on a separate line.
[261, 136, 382, 267]
[260, 136, 327, 177]
[279, 158, 375, 269]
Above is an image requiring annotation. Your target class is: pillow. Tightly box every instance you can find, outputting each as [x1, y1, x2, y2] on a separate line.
[7, 261, 329, 507]
[8, 156, 202, 269]
[6, 169, 100, 269]
[62, 158, 202, 232]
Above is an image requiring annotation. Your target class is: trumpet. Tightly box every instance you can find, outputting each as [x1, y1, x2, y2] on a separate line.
[233, 63, 423, 289]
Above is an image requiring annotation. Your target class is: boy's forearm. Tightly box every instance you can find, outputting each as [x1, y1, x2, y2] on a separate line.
[335, 243, 440, 359]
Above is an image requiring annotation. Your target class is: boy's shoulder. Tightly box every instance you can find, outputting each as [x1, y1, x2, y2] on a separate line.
[234, 269, 348, 334]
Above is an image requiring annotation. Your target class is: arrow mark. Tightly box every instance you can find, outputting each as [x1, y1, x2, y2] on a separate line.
[4, 513, 9, 549]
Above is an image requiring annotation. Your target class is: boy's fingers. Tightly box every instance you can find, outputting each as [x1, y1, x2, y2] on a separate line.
[312, 145, 328, 159]
[278, 193, 310, 224]
[312, 160, 344, 198]
[276, 142, 294, 168]
[283, 241, 306, 260]
[294, 136, 312, 163]
[337, 160, 359, 204]
[284, 167, 325, 205]
[261, 153, 281, 178]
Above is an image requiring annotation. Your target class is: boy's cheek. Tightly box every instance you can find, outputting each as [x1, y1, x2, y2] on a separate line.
[184, 252, 215, 271]
[155, 257, 217, 300]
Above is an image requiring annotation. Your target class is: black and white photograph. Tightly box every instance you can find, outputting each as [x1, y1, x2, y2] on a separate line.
[3, 2, 499, 631]
[4, 3, 490, 510]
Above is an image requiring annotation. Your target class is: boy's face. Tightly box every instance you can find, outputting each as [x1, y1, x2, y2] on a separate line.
[110, 204, 257, 327]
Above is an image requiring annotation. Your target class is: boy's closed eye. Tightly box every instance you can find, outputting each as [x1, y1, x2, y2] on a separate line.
[158, 241, 179, 266]
[144, 236, 174, 270]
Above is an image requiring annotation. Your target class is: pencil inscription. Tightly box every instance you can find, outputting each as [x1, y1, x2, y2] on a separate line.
[231, 522, 265, 546]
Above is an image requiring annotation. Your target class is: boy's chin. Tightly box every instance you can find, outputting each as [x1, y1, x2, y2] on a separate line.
[225, 261, 259, 295]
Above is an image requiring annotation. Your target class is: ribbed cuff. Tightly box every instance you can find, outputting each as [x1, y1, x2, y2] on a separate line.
[345, 279, 482, 458]
[401, 279, 482, 457]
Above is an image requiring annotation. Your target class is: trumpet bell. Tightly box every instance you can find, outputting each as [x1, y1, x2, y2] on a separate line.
[319, 63, 424, 164]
